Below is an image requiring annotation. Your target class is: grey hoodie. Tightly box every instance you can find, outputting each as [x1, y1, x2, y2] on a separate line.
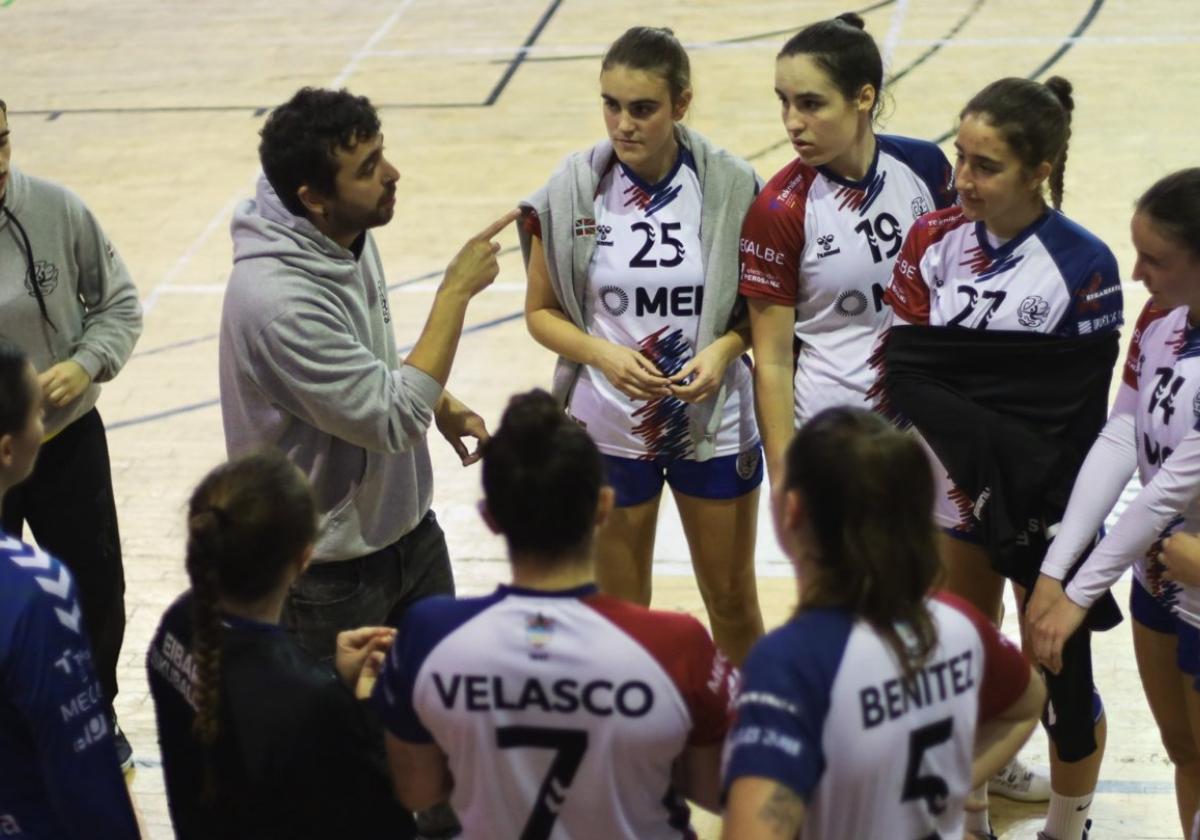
[219, 176, 443, 564]
[0, 168, 143, 436]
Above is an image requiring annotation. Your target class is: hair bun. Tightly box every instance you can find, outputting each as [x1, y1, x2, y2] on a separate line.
[835, 12, 866, 30]
[1044, 76, 1074, 114]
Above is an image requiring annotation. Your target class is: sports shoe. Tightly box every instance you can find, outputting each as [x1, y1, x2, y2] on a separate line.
[989, 755, 1050, 802]
[110, 714, 134, 774]
[1037, 818, 1092, 840]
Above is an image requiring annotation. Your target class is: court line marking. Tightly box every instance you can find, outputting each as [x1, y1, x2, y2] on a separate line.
[880, 0, 912, 71]
[109, 312, 524, 430]
[138, 0, 418, 315]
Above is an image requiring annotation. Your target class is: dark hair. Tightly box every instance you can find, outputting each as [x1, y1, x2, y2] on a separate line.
[1136, 168, 1200, 260]
[779, 13, 883, 117]
[0, 99, 6, 114]
[482, 390, 604, 558]
[258, 87, 381, 217]
[0, 339, 31, 437]
[601, 27, 691, 104]
[961, 76, 1074, 210]
[185, 451, 317, 795]
[784, 407, 939, 675]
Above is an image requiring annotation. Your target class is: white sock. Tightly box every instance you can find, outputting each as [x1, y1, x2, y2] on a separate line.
[1044, 791, 1093, 839]
[964, 784, 990, 834]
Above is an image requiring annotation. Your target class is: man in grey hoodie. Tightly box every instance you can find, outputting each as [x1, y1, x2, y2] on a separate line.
[220, 87, 517, 664]
[0, 98, 143, 770]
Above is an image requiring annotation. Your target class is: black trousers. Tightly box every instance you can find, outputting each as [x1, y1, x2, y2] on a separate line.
[2, 408, 125, 706]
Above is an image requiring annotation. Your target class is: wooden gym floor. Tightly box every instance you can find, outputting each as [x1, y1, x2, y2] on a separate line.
[3, 0, 1195, 835]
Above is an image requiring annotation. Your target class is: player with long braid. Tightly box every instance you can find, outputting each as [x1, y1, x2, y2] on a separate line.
[147, 452, 410, 839]
[879, 77, 1124, 840]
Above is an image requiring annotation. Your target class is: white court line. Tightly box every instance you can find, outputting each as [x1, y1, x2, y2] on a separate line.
[156, 280, 527, 296]
[359, 33, 1200, 60]
[880, 0, 911, 72]
[139, 0, 418, 314]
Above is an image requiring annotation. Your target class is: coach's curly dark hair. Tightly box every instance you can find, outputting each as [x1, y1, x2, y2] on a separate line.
[258, 87, 381, 218]
[784, 407, 939, 677]
[185, 451, 316, 798]
[961, 76, 1075, 210]
[482, 389, 604, 559]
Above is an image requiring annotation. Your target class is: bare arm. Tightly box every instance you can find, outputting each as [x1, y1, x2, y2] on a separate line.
[523, 233, 669, 400]
[721, 778, 806, 840]
[673, 743, 723, 813]
[971, 667, 1046, 787]
[405, 209, 520, 385]
[748, 298, 797, 485]
[383, 733, 452, 812]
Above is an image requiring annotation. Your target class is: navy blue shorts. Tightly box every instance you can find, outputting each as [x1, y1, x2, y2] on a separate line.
[602, 445, 763, 508]
[1131, 578, 1200, 690]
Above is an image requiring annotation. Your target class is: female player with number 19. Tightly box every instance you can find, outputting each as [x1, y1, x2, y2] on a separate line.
[739, 12, 955, 483]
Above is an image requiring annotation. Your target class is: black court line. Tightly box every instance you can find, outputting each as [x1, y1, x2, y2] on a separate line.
[506, 0, 898, 66]
[15, 0, 562, 120]
[930, 0, 1105, 143]
[483, 0, 564, 105]
[110, 311, 524, 431]
[746, 0, 989, 163]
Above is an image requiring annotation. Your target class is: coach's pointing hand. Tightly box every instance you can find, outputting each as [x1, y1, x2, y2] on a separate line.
[442, 209, 521, 300]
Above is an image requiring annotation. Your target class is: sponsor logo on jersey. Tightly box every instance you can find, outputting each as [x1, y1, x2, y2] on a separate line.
[598, 285, 629, 317]
[816, 234, 841, 259]
[1017, 295, 1050, 328]
[432, 673, 655, 717]
[1192, 388, 1200, 421]
[631, 286, 704, 318]
[72, 713, 109, 754]
[1077, 271, 1120, 313]
[595, 223, 614, 247]
[526, 612, 555, 661]
[574, 217, 596, 238]
[835, 289, 868, 317]
[911, 196, 931, 219]
[740, 238, 787, 266]
[0, 814, 23, 835]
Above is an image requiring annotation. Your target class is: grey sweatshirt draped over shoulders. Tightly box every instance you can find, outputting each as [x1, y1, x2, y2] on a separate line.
[518, 125, 759, 460]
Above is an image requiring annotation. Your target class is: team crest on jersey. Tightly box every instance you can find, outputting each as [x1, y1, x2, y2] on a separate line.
[835, 289, 868, 317]
[736, 448, 760, 480]
[911, 196, 931, 219]
[574, 217, 597, 238]
[598, 285, 629, 316]
[595, 224, 614, 247]
[816, 234, 841, 258]
[526, 612, 555, 660]
[1017, 295, 1050, 328]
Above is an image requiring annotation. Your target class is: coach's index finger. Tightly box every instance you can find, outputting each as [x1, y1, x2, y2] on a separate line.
[475, 208, 522, 241]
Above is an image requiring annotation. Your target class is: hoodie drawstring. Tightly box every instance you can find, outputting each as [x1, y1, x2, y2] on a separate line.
[2, 204, 57, 332]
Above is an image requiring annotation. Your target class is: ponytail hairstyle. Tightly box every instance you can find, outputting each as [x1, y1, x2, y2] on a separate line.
[184, 451, 316, 796]
[961, 76, 1074, 209]
[1135, 168, 1200, 261]
[784, 407, 939, 676]
[482, 389, 604, 560]
[601, 26, 692, 105]
[779, 12, 883, 119]
[0, 339, 32, 437]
